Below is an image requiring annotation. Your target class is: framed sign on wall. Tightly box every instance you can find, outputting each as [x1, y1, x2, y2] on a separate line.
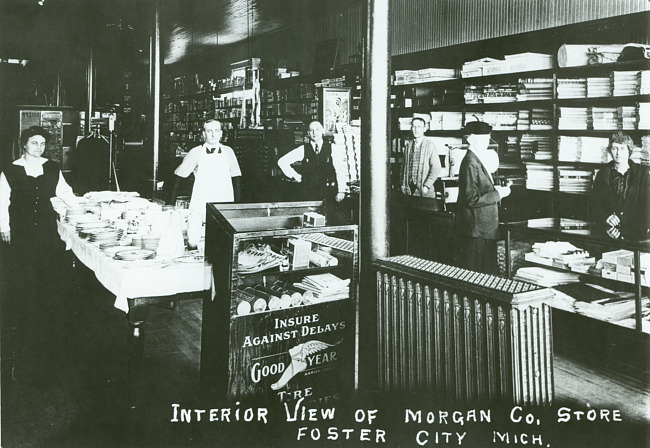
[320, 87, 350, 135]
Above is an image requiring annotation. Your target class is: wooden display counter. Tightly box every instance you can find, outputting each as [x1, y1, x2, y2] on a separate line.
[201, 201, 359, 406]
[390, 195, 455, 263]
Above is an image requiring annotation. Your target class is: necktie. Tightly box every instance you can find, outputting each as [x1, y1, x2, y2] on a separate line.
[206, 147, 216, 154]
[314, 143, 320, 154]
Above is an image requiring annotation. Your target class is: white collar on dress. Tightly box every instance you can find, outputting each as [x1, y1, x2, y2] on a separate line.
[13, 155, 47, 166]
[13, 156, 47, 177]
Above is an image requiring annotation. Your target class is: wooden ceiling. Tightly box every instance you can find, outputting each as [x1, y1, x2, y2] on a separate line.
[0, 0, 361, 67]
[0, 0, 361, 108]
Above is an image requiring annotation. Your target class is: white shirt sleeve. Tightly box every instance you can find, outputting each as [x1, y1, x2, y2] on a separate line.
[56, 172, 80, 207]
[174, 146, 201, 178]
[277, 146, 304, 180]
[228, 148, 242, 177]
[330, 143, 349, 194]
[0, 172, 10, 233]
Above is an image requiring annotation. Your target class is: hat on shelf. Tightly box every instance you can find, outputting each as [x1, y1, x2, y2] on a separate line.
[463, 120, 492, 135]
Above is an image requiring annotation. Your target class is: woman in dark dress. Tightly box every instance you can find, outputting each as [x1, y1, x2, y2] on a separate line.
[454, 121, 511, 274]
[0, 126, 78, 379]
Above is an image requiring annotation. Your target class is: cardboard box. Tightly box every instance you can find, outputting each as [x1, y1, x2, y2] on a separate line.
[303, 212, 326, 227]
[616, 272, 634, 284]
[504, 52, 553, 73]
[617, 254, 634, 267]
[602, 269, 617, 280]
[461, 68, 483, 78]
[617, 265, 632, 276]
[602, 249, 632, 263]
[482, 60, 505, 75]
[289, 238, 312, 269]
[601, 261, 617, 272]
[641, 253, 650, 269]
[394, 70, 419, 84]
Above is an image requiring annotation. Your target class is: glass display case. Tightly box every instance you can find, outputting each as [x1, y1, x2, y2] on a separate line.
[504, 218, 650, 333]
[200, 201, 358, 406]
[503, 218, 650, 382]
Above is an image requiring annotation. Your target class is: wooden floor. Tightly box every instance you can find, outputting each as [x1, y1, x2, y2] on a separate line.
[1, 261, 649, 448]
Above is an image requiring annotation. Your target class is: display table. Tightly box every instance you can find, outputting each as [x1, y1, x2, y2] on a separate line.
[57, 220, 212, 407]
[57, 221, 211, 312]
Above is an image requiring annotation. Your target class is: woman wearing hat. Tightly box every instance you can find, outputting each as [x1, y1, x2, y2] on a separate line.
[454, 121, 511, 274]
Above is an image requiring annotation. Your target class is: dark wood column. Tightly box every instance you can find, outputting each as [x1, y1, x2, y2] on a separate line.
[358, 0, 391, 391]
[85, 47, 94, 135]
[150, 0, 161, 193]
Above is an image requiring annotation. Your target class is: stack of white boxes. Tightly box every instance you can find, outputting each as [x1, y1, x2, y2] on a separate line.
[601, 249, 650, 286]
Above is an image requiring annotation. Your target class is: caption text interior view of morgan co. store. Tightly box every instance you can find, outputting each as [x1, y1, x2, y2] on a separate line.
[1, 1, 650, 447]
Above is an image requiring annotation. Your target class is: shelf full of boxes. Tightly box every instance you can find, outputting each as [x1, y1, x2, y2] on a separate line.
[390, 45, 650, 213]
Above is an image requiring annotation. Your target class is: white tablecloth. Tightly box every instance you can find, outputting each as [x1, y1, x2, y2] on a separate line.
[57, 221, 212, 312]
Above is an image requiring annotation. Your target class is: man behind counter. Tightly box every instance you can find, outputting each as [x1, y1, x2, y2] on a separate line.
[592, 131, 650, 240]
[168, 119, 242, 246]
[401, 117, 441, 198]
[277, 120, 346, 203]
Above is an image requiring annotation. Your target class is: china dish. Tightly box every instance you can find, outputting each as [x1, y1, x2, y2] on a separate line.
[114, 249, 156, 261]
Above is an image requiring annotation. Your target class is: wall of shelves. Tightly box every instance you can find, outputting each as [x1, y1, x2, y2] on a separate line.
[159, 64, 362, 205]
[161, 65, 361, 156]
[157, 12, 649, 222]
[390, 42, 650, 220]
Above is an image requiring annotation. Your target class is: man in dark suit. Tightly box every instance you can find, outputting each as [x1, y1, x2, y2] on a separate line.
[454, 121, 511, 274]
[277, 121, 346, 202]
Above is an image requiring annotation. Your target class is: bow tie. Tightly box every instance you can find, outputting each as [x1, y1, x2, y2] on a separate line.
[206, 147, 219, 154]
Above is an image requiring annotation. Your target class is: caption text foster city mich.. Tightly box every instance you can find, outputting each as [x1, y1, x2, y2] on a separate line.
[170, 400, 623, 446]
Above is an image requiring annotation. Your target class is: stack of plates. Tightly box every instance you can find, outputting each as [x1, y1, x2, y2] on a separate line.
[100, 241, 120, 251]
[67, 214, 95, 225]
[77, 220, 111, 238]
[114, 249, 156, 261]
[141, 235, 160, 251]
[66, 207, 86, 221]
[131, 236, 143, 248]
[89, 228, 123, 245]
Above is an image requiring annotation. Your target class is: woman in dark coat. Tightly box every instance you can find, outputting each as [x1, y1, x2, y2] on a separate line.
[592, 132, 650, 240]
[454, 121, 511, 274]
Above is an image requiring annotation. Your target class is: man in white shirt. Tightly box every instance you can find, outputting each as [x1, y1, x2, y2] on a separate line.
[169, 119, 242, 246]
[277, 121, 346, 202]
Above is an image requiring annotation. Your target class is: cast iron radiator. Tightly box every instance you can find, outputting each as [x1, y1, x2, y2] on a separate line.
[375, 255, 554, 405]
